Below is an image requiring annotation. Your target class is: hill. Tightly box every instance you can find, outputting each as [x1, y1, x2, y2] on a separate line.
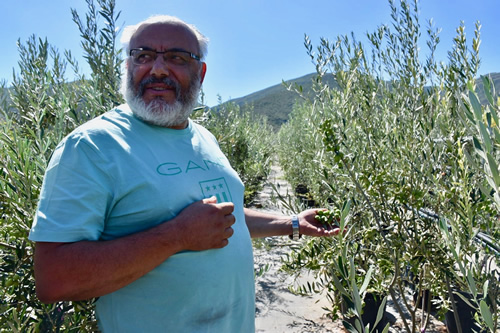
[475, 72, 500, 104]
[221, 73, 338, 129]
[2, 72, 499, 128]
[221, 72, 500, 129]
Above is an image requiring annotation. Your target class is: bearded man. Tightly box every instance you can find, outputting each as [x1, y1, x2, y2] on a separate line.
[29, 15, 338, 332]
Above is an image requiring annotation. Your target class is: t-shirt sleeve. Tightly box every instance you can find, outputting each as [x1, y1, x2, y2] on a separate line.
[29, 134, 113, 242]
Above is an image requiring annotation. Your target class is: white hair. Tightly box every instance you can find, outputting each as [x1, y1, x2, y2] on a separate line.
[120, 15, 209, 60]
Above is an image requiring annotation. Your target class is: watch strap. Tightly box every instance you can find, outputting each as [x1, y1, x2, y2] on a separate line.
[289, 214, 300, 240]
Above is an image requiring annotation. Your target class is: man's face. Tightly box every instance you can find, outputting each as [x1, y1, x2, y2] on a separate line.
[124, 23, 206, 128]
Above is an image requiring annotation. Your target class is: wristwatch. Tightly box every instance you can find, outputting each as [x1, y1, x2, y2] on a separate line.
[289, 215, 301, 241]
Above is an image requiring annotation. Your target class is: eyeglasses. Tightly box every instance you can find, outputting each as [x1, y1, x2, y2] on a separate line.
[129, 48, 201, 66]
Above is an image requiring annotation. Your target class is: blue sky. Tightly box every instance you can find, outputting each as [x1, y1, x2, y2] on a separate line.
[1, 0, 498, 106]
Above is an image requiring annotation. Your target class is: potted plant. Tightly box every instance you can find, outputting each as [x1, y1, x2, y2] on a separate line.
[282, 204, 391, 333]
[436, 76, 500, 333]
[278, 1, 498, 332]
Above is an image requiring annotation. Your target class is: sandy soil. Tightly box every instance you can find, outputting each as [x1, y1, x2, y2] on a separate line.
[253, 236, 343, 333]
[251, 165, 448, 333]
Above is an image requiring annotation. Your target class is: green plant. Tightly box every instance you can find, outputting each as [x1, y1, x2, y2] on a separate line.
[0, 0, 122, 331]
[71, 0, 124, 112]
[314, 208, 340, 228]
[277, 89, 328, 200]
[278, 0, 498, 332]
[283, 201, 391, 333]
[437, 76, 500, 332]
[197, 100, 274, 204]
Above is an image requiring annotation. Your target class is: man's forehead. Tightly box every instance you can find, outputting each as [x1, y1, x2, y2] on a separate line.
[130, 22, 198, 49]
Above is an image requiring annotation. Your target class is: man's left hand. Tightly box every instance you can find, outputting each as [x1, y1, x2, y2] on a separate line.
[298, 209, 341, 237]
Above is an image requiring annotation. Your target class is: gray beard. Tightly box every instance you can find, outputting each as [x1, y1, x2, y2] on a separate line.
[122, 70, 201, 128]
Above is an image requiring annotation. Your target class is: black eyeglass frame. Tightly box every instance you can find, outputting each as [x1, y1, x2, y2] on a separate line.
[129, 47, 201, 63]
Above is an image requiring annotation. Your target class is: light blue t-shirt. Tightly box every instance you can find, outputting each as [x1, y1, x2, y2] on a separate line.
[29, 104, 255, 332]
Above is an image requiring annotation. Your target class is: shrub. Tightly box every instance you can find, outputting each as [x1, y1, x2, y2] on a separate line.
[1, 1, 274, 331]
[197, 100, 275, 204]
[278, 0, 499, 331]
[0, 0, 122, 331]
[277, 94, 326, 201]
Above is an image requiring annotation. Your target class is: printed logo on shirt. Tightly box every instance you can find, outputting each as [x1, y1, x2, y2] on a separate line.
[199, 178, 233, 203]
[156, 158, 225, 176]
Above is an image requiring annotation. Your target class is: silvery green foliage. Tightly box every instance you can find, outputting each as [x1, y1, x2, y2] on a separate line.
[448, 76, 500, 332]
[196, 101, 274, 204]
[1, 0, 122, 331]
[279, 0, 498, 332]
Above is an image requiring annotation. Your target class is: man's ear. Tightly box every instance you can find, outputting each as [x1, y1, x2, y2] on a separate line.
[199, 62, 207, 84]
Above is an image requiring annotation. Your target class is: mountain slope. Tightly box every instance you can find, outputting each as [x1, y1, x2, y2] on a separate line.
[222, 72, 500, 129]
[225, 73, 338, 128]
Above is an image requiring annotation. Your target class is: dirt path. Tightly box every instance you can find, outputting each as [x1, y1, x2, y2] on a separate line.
[253, 237, 341, 333]
[250, 165, 448, 333]
[250, 165, 343, 332]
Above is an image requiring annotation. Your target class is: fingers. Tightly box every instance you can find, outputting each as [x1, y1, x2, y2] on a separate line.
[212, 227, 234, 249]
[202, 196, 218, 204]
[224, 226, 234, 238]
[215, 218, 235, 249]
[202, 196, 235, 214]
[178, 198, 238, 251]
[324, 227, 341, 236]
[203, 197, 235, 227]
[219, 239, 229, 248]
[219, 202, 235, 216]
[223, 211, 236, 227]
[296, 209, 345, 237]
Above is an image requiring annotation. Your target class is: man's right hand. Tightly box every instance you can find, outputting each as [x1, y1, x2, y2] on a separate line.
[33, 196, 237, 303]
[172, 196, 236, 251]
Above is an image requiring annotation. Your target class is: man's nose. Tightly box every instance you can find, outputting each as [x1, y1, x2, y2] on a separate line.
[150, 56, 171, 77]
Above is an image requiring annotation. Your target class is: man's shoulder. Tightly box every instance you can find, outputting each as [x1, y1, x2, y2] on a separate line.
[82, 104, 131, 129]
[190, 120, 218, 142]
[62, 105, 133, 146]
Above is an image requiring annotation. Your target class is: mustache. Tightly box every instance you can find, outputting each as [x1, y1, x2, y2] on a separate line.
[138, 77, 180, 98]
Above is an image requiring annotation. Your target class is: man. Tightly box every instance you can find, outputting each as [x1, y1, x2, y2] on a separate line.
[29, 15, 339, 332]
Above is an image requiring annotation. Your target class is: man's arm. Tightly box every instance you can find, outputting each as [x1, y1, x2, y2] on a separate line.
[34, 197, 234, 303]
[244, 208, 339, 238]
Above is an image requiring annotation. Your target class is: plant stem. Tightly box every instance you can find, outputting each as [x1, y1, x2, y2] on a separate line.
[446, 276, 463, 333]
[388, 256, 412, 333]
[339, 154, 389, 245]
[0, 242, 17, 250]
